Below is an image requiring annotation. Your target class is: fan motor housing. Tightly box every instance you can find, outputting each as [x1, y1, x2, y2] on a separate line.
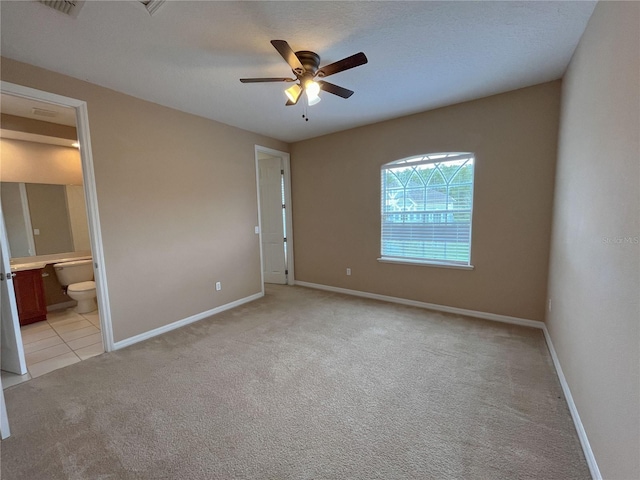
[295, 51, 321, 75]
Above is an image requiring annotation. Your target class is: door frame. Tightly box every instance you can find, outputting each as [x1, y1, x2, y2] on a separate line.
[255, 146, 295, 289]
[0, 211, 27, 375]
[0, 81, 115, 352]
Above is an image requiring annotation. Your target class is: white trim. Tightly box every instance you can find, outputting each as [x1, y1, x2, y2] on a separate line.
[113, 292, 263, 350]
[254, 146, 295, 286]
[0, 206, 27, 376]
[75, 102, 114, 352]
[541, 325, 602, 480]
[282, 152, 295, 285]
[295, 281, 543, 328]
[0, 81, 115, 353]
[377, 257, 475, 270]
[294, 280, 600, 479]
[1, 82, 84, 108]
[382, 152, 474, 169]
[254, 154, 265, 294]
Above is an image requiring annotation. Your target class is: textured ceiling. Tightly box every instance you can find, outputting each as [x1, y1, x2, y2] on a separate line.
[0, 1, 596, 143]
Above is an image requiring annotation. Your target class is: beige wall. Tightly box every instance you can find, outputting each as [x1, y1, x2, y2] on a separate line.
[290, 82, 560, 321]
[1, 57, 288, 342]
[547, 2, 640, 479]
[0, 138, 83, 185]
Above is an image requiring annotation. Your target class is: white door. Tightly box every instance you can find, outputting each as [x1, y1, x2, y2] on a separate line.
[0, 374, 9, 439]
[0, 206, 27, 375]
[259, 155, 287, 284]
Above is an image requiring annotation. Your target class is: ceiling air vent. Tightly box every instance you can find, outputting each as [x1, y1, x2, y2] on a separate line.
[38, 0, 85, 18]
[140, 0, 165, 16]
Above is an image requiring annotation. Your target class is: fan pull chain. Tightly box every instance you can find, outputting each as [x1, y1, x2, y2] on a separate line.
[302, 105, 309, 122]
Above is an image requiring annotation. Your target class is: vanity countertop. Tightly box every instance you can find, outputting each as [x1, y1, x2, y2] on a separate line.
[10, 261, 48, 272]
[10, 251, 92, 272]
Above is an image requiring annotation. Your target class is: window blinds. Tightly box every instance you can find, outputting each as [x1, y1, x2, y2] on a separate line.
[381, 153, 475, 266]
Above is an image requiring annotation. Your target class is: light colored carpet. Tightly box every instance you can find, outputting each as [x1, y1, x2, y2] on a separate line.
[1, 285, 589, 479]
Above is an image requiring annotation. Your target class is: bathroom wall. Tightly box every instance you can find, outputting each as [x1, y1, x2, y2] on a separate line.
[42, 264, 74, 308]
[0, 138, 83, 185]
[0, 113, 77, 141]
[1, 57, 288, 343]
[1, 137, 90, 256]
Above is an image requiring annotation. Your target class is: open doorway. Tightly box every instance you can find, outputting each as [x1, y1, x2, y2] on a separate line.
[0, 82, 113, 392]
[255, 146, 294, 287]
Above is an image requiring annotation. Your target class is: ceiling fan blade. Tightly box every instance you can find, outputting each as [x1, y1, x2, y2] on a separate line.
[240, 77, 295, 83]
[271, 40, 304, 73]
[318, 80, 354, 99]
[317, 52, 368, 78]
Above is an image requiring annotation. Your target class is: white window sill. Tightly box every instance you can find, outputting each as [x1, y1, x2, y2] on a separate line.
[377, 257, 475, 270]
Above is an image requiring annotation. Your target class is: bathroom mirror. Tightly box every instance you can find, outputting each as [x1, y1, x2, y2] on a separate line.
[0, 181, 90, 258]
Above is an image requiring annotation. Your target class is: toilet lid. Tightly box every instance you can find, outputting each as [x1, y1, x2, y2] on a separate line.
[68, 281, 96, 292]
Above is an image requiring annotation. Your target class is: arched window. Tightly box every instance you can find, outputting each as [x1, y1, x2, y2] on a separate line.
[380, 152, 475, 267]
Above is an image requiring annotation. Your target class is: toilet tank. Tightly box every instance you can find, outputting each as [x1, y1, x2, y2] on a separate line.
[53, 259, 94, 286]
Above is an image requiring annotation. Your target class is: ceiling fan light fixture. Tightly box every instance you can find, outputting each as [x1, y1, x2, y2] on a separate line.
[307, 94, 321, 106]
[305, 80, 321, 106]
[285, 84, 302, 103]
[240, 40, 367, 110]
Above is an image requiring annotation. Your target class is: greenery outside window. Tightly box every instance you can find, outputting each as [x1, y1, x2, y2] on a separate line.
[380, 152, 475, 267]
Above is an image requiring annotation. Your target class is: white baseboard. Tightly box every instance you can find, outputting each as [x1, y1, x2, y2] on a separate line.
[294, 281, 544, 329]
[294, 280, 600, 479]
[541, 326, 602, 480]
[112, 292, 264, 350]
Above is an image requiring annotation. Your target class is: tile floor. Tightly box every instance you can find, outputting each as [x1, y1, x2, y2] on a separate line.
[1, 308, 103, 389]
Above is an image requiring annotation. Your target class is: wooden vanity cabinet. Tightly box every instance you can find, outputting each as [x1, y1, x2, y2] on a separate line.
[13, 268, 47, 326]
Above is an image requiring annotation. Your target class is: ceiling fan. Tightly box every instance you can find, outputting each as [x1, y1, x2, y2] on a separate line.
[240, 40, 368, 107]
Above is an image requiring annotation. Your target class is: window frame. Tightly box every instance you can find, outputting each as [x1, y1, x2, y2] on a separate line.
[378, 152, 476, 270]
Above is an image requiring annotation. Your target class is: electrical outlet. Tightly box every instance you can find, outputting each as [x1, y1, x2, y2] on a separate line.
[346, 268, 351, 276]
[216, 282, 222, 291]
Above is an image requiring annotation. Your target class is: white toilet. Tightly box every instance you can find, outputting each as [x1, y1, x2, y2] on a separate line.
[53, 259, 97, 314]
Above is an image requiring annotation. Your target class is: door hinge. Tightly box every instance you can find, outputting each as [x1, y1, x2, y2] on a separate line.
[281, 169, 284, 175]
[282, 203, 286, 209]
[285, 269, 288, 275]
[1, 272, 14, 281]
[284, 237, 287, 243]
